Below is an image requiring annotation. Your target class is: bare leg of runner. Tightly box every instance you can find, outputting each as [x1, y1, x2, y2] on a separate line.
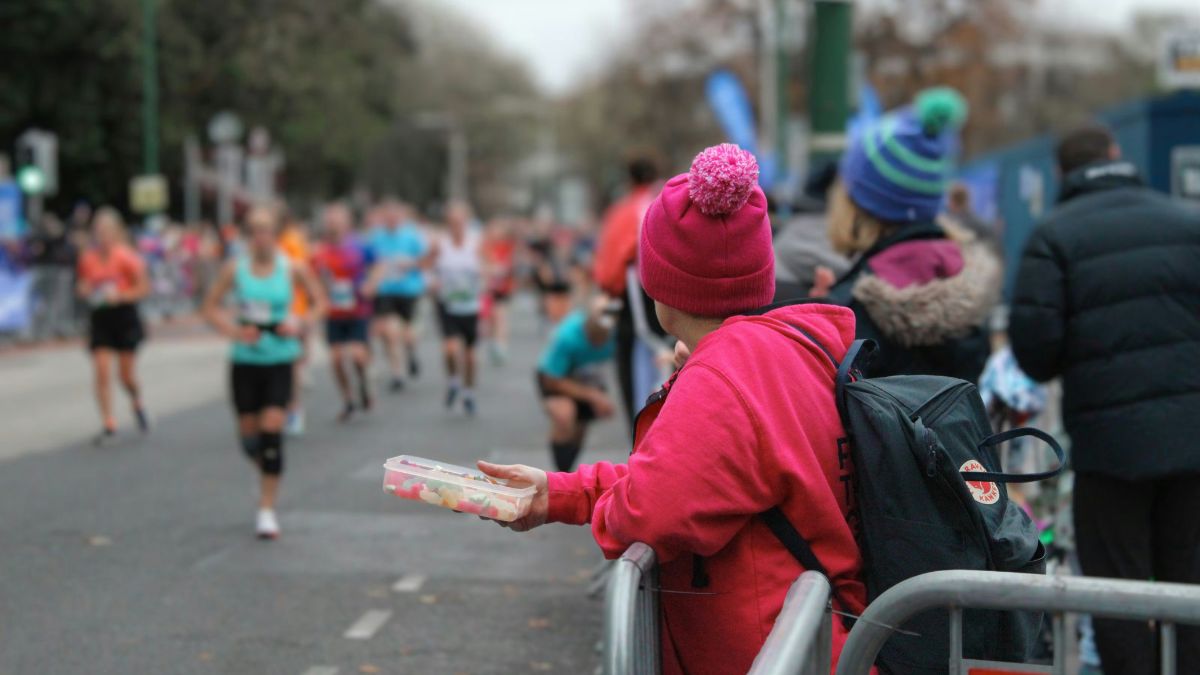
[92, 349, 116, 443]
[379, 316, 405, 383]
[255, 406, 286, 538]
[444, 336, 461, 409]
[331, 344, 355, 421]
[544, 396, 583, 471]
[349, 341, 372, 411]
[116, 351, 148, 432]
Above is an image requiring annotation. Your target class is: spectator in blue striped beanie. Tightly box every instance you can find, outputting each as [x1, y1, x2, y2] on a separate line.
[840, 87, 968, 223]
[825, 87, 1002, 384]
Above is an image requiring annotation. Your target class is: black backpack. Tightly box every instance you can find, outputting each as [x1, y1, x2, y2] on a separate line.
[762, 333, 1065, 673]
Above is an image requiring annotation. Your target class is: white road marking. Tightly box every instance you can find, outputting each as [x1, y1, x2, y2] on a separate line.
[343, 609, 392, 640]
[392, 574, 427, 593]
[301, 668, 338, 675]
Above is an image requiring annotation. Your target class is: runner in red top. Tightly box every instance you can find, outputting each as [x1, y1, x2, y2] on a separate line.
[482, 217, 517, 364]
[76, 207, 152, 446]
[311, 203, 376, 422]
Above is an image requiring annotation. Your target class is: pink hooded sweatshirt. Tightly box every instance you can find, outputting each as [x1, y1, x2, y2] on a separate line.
[546, 303, 868, 675]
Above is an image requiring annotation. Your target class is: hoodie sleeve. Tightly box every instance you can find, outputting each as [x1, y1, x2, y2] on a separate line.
[1009, 227, 1067, 382]
[545, 462, 629, 526]
[589, 364, 776, 564]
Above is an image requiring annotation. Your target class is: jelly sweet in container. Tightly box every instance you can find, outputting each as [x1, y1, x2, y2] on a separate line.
[382, 455, 536, 522]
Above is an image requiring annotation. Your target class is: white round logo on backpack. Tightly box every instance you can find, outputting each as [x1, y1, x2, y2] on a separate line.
[959, 460, 1000, 505]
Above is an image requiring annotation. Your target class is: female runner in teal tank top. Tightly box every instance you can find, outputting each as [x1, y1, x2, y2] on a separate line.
[203, 206, 327, 539]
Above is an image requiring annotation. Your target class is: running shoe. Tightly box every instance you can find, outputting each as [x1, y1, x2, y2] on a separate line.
[256, 509, 280, 540]
[488, 343, 507, 367]
[92, 429, 117, 447]
[408, 358, 420, 379]
[285, 411, 306, 437]
[134, 408, 151, 433]
[338, 403, 356, 423]
[463, 395, 476, 417]
[388, 377, 405, 394]
[445, 386, 459, 410]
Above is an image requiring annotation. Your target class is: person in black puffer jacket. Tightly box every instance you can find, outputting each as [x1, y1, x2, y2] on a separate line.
[1009, 125, 1200, 675]
[826, 87, 1001, 382]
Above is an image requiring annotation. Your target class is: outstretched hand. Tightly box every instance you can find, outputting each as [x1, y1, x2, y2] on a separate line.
[476, 460, 549, 533]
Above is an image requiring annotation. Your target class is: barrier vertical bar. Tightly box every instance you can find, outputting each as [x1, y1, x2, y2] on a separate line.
[1052, 613, 1067, 675]
[948, 607, 963, 675]
[814, 605, 833, 675]
[1161, 622, 1177, 675]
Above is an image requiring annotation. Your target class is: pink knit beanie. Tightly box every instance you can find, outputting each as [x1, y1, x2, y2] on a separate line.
[638, 144, 775, 317]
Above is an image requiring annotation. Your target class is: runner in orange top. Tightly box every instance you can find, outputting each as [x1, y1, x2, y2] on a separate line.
[277, 213, 312, 435]
[76, 207, 151, 446]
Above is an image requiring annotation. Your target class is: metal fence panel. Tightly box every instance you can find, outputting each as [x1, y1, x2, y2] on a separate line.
[837, 570, 1200, 675]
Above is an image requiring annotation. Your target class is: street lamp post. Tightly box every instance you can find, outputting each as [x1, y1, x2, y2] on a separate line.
[142, 0, 159, 176]
[808, 0, 853, 168]
[414, 113, 468, 203]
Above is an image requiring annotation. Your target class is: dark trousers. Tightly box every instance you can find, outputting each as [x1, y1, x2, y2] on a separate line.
[1073, 472, 1200, 675]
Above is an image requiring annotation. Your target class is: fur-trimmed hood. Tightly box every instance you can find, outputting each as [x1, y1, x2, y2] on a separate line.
[852, 240, 1001, 347]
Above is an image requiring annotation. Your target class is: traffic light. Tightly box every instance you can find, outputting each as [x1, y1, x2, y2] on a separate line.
[15, 129, 58, 196]
[16, 165, 45, 195]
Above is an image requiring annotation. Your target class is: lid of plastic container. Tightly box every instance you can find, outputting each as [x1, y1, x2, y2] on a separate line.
[383, 455, 536, 497]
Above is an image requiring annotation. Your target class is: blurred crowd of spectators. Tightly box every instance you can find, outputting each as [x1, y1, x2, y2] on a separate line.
[1, 204, 224, 342]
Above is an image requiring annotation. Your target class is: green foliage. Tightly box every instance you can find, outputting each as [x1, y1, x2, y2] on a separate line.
[0, 0, 538, 216]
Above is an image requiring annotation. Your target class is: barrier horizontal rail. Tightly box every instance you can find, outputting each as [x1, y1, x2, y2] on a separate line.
[836, 570, 1200, 675]
[748, 571, 833, 675]
[604, 542, 659, 675]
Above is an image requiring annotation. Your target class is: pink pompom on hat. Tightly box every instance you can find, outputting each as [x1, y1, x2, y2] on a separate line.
[638, 143, 775, 317]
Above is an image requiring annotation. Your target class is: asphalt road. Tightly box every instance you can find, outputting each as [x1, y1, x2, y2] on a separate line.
[0, 297, 628, 675]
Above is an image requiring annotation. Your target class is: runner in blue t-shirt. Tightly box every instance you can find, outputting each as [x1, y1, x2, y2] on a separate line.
[535, 297, 618, 471]
[367, 200, 430, 392]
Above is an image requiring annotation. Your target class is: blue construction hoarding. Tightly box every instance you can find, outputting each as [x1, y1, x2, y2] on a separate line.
[959, 90, 1200, 296]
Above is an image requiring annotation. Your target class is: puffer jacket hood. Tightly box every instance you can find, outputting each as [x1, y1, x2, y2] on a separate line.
[852, 238, 1001, 347]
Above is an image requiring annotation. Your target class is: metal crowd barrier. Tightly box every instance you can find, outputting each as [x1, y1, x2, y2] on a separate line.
[604, 542, 660, 675]
[748, 571, 834, 675]
[836, 570, 1200, 675]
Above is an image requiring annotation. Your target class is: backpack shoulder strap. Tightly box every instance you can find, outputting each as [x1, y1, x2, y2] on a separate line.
[834, 339, 876, 424]
[762, 507, 855, 623]
[756, 321, 870, 623]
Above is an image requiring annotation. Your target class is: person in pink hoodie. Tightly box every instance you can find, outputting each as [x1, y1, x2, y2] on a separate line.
[480, 144, 867, 675]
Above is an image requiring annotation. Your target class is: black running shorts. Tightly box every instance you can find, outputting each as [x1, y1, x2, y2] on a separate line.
[88, 304, 144, 352]
[373, 295, 418, 322]
[231, 363, 294, 415]
[436, 304, 479, 348]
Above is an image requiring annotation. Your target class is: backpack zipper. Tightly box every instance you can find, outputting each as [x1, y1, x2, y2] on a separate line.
[924, 427, 940, 477]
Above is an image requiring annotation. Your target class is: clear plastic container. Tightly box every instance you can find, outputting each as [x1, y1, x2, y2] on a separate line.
[382, 455, 535, 522]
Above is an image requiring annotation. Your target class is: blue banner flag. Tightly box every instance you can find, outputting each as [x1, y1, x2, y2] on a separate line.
[705, 70, 759, 154]
[0, 270, 33, 332]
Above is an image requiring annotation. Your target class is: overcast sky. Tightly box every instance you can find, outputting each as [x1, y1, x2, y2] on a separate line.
[437, 0, 1200, 94]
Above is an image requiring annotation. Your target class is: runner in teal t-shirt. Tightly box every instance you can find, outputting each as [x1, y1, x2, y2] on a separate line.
[535, 298, 618, 471]
[203, 206, 327, 540]
[367, 200, 430, 392]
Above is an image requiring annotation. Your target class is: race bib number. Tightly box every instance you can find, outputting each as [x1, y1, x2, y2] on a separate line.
[387, 257, 412, 279]
[89, 282, 116, 308]
[442, 270, 480, 305]
[240, 300, 273, 325]
[330, 279, 356, 310]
